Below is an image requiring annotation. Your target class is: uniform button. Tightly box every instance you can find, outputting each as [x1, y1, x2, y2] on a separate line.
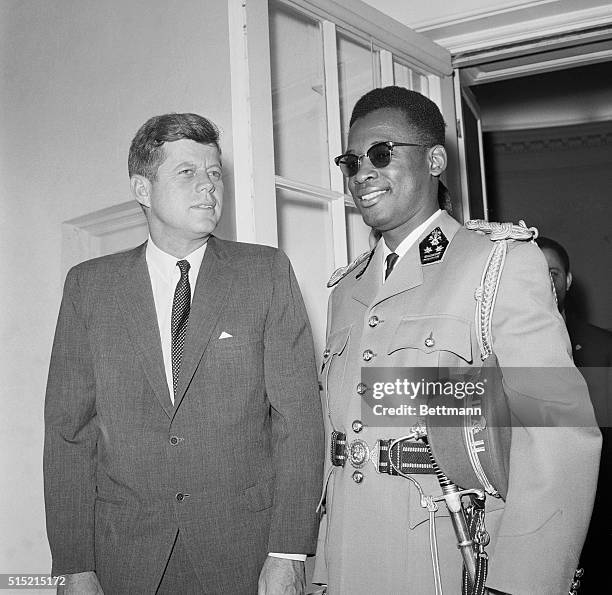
[176, 492, 185, 501]
[323, 348, 330, 358]
[368, 315, 379, 327]
[356, 382, 368, 395]
[352, 420, 364, 433]
[424, 336, 435, 348]
[169, 436, 181, 446]
[352, 471, 364, 484]
[362, 349, 374, 361]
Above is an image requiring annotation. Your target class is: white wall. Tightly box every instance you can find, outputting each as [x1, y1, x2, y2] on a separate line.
[0, 0, 235, 574]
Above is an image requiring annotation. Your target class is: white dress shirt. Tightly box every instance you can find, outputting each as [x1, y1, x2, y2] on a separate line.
[381, 209, 443, 282]
[145, 237, 305, 562]
[146, 237, 207, 402]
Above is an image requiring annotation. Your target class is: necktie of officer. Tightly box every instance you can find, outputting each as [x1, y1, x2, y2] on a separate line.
[171, 260, 191, 396]
[385, 252, 399, 280]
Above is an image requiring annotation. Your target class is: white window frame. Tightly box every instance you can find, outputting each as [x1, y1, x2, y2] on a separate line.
[227, 0, 456, 267]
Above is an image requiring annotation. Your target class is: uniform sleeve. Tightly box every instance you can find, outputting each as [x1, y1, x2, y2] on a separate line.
[485, 241, 601, 595]
[263, 250, 324, 554]
[43, 268, 98, 576]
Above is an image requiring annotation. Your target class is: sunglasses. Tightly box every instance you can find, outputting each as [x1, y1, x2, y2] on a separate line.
[334, 141, 429, 178]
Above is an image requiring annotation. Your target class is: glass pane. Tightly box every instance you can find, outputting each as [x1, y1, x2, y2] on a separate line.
[276, 187, 332, 360]
[393, 61, 413, 89]
[337, 32, 375, 142]
[393, 60, 431, 98]
[345, 204, 371, 262]
[413, 72, 430, 96]
[269, 2, 329, 188]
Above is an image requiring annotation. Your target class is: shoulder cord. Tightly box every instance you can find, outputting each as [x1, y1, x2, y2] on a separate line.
[474, 239, 508, 361]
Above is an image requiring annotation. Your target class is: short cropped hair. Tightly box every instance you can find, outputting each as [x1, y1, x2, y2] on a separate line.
[128, 113, 220, 181]
[535, 236, 570, 273]
[349, 86, 446, 146]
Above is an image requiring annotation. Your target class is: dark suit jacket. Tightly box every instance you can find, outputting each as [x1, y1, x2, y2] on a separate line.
[567, 315, 612, 593]
[44, 237, 324, 594]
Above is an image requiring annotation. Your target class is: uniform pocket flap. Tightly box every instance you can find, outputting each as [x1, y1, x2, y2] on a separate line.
[322, 325, 351, 366]
[388, 315, 472, 363]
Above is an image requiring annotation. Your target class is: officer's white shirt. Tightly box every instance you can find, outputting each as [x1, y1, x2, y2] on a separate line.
[381, 209, 443, 283]
[145, 236, 305, 562]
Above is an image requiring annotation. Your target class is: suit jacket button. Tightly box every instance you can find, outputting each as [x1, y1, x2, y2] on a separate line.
[362, 349, 374, 361]
[352, 420, 364, 433]
[169, 436, 181, 446]
[176, 492, 187, 501]
[356, 383, 368, 395]
[352, 471, 364, 484]
[368, 315, 379, 327]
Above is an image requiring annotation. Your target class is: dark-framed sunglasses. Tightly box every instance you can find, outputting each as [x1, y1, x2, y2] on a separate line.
[334, 141, 430, 178]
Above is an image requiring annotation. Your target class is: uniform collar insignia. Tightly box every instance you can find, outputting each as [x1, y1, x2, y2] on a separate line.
[419, 227, 448, 265]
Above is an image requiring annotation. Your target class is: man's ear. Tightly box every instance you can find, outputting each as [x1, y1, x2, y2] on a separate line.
[429, 145, 447, 177]
[566, 271, 573, 292]
[130, 175, 152, 209]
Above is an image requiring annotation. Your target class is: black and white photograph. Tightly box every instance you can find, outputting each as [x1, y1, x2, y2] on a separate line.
[1, 1, 611, 594]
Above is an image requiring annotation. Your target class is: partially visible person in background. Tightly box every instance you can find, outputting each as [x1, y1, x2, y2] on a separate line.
[537, 235, 612, 593]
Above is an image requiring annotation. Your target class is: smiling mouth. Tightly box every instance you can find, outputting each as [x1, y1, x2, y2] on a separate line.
[359, 189, 388, 203]
[192, 204, 215, 210]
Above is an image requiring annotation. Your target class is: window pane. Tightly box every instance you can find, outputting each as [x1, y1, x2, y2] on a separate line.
[413, 72, 430, 96]
[345, 205, 371, 262]
[269, 2, 329, 188]
[393, 61, 431, 97]
[393, 61, 413, 89]
[276, 187, 332, 359]
[337, 32, 375, 142]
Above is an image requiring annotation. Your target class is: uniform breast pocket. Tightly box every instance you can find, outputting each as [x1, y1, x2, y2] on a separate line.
[388, 315, 473, 366]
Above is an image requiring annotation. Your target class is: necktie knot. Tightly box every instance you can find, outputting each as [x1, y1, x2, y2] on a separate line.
[385, 252, 399, 280]
[177, 259, 190, 277]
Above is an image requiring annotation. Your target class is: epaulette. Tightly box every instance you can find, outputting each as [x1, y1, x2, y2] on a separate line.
[327, 250, 373, 288]
[465, 219, 538, 242]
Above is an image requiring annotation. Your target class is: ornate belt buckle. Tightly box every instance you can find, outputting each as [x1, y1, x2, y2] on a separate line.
[348, 439, 370, 469]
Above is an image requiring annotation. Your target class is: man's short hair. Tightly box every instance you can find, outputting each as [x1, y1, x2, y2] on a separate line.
[349, 86, 446, 146]
[128, 113, 220, 181]
[535, 236, 570, 273]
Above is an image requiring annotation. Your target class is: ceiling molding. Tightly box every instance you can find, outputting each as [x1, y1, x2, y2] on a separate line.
[487, 121, 612, 154]
[482, 114, 612, 133]
[413, 0, 557, 32]
[431, 4, 612, 56]
[463, 47, 612, 85]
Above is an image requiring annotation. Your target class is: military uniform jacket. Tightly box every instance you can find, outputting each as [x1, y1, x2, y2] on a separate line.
[43, 237, 324, 594]
[313, 211, 600, 595]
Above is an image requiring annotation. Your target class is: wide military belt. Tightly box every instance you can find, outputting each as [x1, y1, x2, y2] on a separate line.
[330, 430, 435, 475]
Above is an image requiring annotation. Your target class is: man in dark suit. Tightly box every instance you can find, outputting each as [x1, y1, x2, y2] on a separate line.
[537, 236, 612, 593]
[44, 113, 324, 594]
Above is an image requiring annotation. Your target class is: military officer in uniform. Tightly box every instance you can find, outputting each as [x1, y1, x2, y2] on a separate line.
[312, 87, 600, 595]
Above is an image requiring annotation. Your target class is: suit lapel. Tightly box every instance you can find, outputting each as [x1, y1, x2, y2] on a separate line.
[114, 243, 173, 418]
[172, 236, 235, 412]
[351, 241, 384, 308]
